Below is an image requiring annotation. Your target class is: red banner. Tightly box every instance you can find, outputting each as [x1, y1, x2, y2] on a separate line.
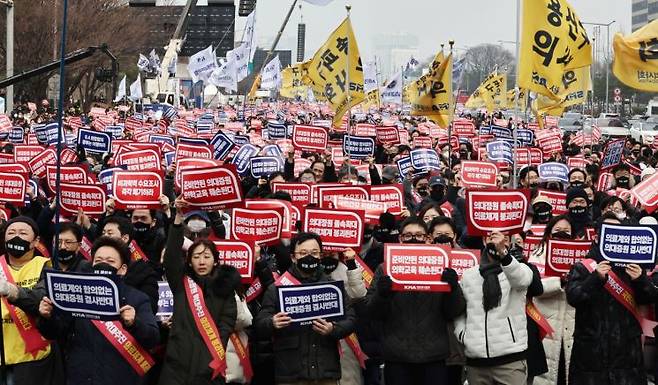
[375, 126, 401, 145]
[230, 208, 283, 246]
[452, 120, 476, 137]
[175, 158, 223, 190]
[291, 125, 328, 151]
[597, 172, 614, 192]
[465, 189, 530, 235]
[384, 244, 451, 292]
[245, 199, 295, 239]
[112, 171, 163, 209]
[180, 165, 243, 210]
[214, 241, 254, 283]
[175, 143, 213, 161]
[116, 149, 162, 172]
[530, 148, 544, 166]
[0, 172, 27, 205]
[354, 124, 377, 137]
[332, 197, 387, 224]
[449, 249, 480, 281]
[303, 208, 364, 251]
[567, 156, 589, 170]
[536, 189, 567, 215]
[271, 182, 312, 207]
[368, 184, 404, 215]
[461, 161, 498, 188]
[631, 171, 658, 210]
[545, 239, 592, 277]
[412, 136, 432, 149]
[27, 148, 57, 178]
[59, 183, 106, 216]
[514, 148, 531, 168]
[13, 145, 44, 163]
[317, 185, 369, 209]
[46, 165, 88, 194]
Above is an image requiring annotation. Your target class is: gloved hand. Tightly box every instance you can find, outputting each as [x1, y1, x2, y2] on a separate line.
[376, 275, 393, 298]
[441, 268, 459, 287]
[255, 259, 275, 287]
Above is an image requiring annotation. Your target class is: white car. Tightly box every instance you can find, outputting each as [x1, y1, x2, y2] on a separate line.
[596, 118, 630, 138]
[631, 120, 658, 144]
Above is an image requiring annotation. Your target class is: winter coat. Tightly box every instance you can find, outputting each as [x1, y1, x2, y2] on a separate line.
[159, 224, 240, 385]
[566, 262, 658, 385]
[124, 259, 161, 314]
[529, 247, 575, 385]
[330, 263, 367, 385]
[524, 261, 548, 378]
[454, 255, 533, 366]
[225, 294, 253, 384]
[367, 263, 466, 364]
[254, 265, 356, 383]
[37, 281, 160, 385]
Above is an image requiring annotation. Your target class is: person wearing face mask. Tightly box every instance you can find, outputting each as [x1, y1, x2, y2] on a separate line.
[566, 213, 658, 385]
[183, 211, 213, 241]
[601, 196, 633, 223]
[520, 166, 540, 190]
[36, 236, 160, 385]
[454, 231, 533, 385]
[130, 209, 166, 263]
[567, 169, 587, 189]
[528, 215, 576, 385]
[366, 218, 465, 385]
[0, 216, 63, 385]
[157, 197, 241, 385]
[611, 163, 635, 190]
[565, 187, 592, 238]
[406, 175, 430, 212]
[531, 196, 553, 225]
[255, 232, 356, 385]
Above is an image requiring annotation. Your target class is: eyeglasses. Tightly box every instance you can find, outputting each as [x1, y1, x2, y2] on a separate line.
[57, 240, 79, 247]
[294, 250, 321, 257]
[400, 233, 426, 242]
[433, 232, 455, 239]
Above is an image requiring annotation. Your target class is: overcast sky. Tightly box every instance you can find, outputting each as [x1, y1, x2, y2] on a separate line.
[231, 0, 630, 61]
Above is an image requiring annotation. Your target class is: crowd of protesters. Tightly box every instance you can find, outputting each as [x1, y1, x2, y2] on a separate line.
[0, 98, 658, 385]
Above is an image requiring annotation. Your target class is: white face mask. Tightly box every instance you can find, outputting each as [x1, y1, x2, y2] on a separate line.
[187, 219, 208, 233]
[616, 212, 627, 220]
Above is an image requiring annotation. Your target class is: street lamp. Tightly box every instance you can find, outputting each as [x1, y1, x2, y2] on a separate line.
[583, 20, 616, 114]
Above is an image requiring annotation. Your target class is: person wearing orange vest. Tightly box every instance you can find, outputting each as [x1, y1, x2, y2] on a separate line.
[0, 216, 63, 385]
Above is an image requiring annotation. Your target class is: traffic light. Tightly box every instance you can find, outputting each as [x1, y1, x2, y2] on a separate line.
[238, 0, 256, 16]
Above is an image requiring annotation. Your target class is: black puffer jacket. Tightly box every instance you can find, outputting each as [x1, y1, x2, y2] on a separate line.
[566, 261, 658, 385]
[366, 264, 466, 363]
[254, 265, 356, 383]
[159, 224, 240, 385]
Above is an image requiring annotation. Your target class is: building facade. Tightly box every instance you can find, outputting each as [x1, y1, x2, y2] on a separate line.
[632, 0, 658, 31]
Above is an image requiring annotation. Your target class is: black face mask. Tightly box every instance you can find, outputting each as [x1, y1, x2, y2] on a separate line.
[551, 231, 572, 239]
[297, 254, 319, 274]
[433, 235, 454, 246]
[93, 262, 118, 276]
[57, 249, 76, 263]
[459, 150, 469, 159]
[570, 181, 584, 189]
[132, 222, 151, 239]
[632, 150, 640, 156]
[402, 238, 426, 244]
[363, 228, 374, 243]
[534, 210, 552, 224]
[320, 256, 339, 274]
[416, 187, 429, 197]
[5, 236, 31, 258]
[569, 206, 588, 219]
[529, 182, 539, 189]
[430, 188, 445, 202]
[616, 176, 630, 189]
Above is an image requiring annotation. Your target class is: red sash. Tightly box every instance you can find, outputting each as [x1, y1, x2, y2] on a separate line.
[526, 300, 554, 340]
[354, 255, 374, 288]
[79, 236, 93, 261]
[183, 276, 227, 379]
[230, 333, 253, 381]
[581, 259, 658, 337]
[129, 240, 147, 262]
[0, 257, 49, 356]
[91, 320, 154, 376]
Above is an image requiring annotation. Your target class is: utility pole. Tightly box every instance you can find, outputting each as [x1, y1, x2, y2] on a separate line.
[584, 20, 615, 114]
[0, 0, 14, 114]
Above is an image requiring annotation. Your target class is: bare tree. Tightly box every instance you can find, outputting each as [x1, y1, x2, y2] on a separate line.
[0, 0, 149, 110]
[463, 44, 515, 92]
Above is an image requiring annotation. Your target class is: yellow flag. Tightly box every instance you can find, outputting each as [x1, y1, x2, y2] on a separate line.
[613, 20, 658, 92]
[465, 88, 486, 110]
[410, 53, 453, 124]
[280, 62, 309, 99]
[506, 88, 529, 111]
[467, 72, 507, 112]
[362, 89, 380, 110]
[519, 0, 592, 100]
[404, 52, 445, 105]
[532, 66, 590, 117]
[305, 17, 365, 126]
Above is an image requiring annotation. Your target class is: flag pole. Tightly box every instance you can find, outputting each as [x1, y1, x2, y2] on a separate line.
[345, 4, 353, 168]
[512, 0, 521, 189]
[448, 40, 455, 169]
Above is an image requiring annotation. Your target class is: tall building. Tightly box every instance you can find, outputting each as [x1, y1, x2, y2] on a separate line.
[632, 0, 658, 31]
[372, 33, 420, 79]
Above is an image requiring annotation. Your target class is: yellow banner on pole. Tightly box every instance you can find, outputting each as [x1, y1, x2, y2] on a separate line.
[280, 62, 309, 99]
[613, 20, 658, 92]
[466, 72, 507, 112]
[410, 53, 453, 126]
[305, 17, 364, 126]
[518, 0, 592, 100]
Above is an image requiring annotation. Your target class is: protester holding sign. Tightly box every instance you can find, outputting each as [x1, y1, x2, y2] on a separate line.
[455, 231, 533, 385]
[37, 236, 160, 385]
[159, 198, 241, 385]
[366, 218, 465, 385]
[566, 212, 658, 385]
[0, 217, 60, 385]
[564, 188, 593, 238]
[254, 232, 356, 385]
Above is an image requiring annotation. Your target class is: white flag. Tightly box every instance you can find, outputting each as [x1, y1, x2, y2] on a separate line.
[261, 56, 282, 90]
[137, 54, 150, 72]
[243, 10, 257, 62]
[168, 52, 178, 75]
[302, 0, 333, 5]
[129, 75, 143, 101]
[209, 55, 238, 92]
[230, 44, 250, 82]
[149, 49, 161, 72]
[381, 71, 403, 104]
[187, 45, 218, 83]
[114, 75, 126, 102]
[363, 62, 379, 93]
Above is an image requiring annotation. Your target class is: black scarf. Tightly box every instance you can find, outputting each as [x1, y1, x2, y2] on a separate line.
[479, 251, 503, 312]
